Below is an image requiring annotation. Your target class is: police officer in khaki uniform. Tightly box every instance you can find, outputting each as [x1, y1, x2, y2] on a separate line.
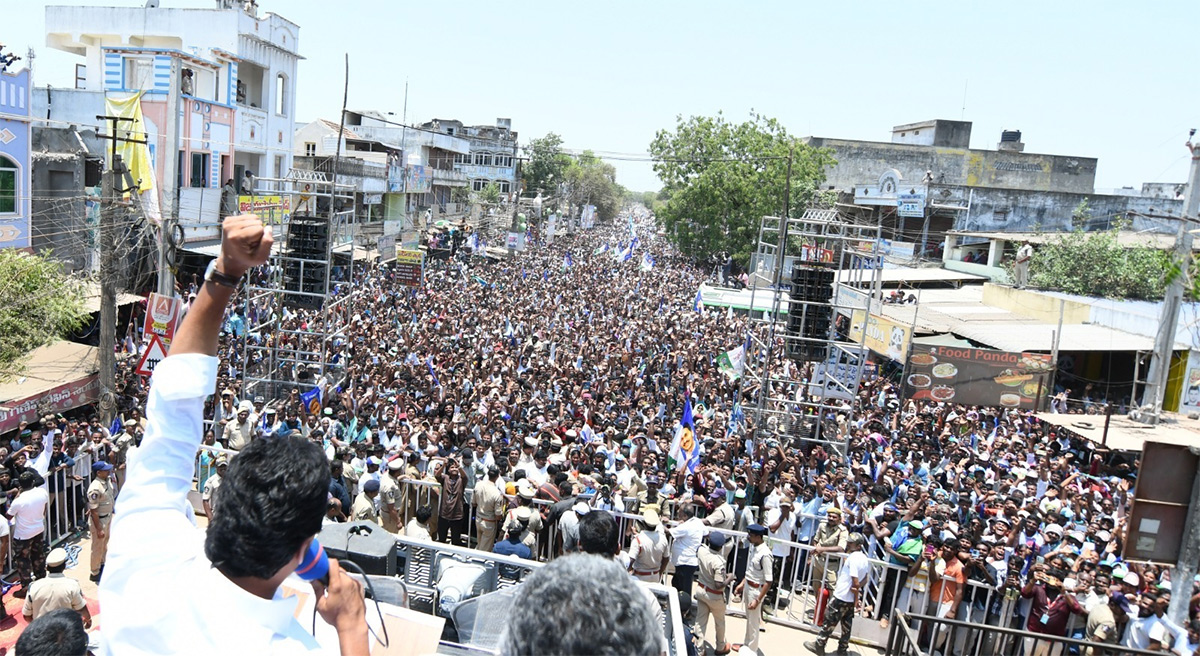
[627, 508, 668, 583]
[502, 480, 542, 550]
[811, 507, 849, 591]
[472, 467, 505, 553]
[352, 479, 381, 523]
[696, 532, 732, 654]
[87, 461, 115, 582]
[734, 524, 772, 654]
[23, 548, 91, 627]
[704, 489, 736, 558]
[379, 459, 403, 533]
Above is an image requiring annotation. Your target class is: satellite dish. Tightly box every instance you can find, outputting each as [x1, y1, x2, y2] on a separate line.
[146, 0, 160, 7]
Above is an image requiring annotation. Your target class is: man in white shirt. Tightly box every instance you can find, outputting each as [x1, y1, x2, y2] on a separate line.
[806, 533, 871, 655]
[8, 471, 49, 594]
[100, 216, 368, 656]
[668, 504, 706, 594]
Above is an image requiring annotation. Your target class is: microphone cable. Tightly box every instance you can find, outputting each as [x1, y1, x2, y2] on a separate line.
[309, 529, 391, 649]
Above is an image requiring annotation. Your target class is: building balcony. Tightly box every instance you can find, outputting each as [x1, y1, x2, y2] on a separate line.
[430, 167, 468, 187]
[293, 155, 387, 181]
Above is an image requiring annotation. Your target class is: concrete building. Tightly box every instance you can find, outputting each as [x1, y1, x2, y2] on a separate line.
[420, 118, 518, 195]
[292, 118, 399, 239]
[341, 110, 471, 233]
[42, 0, 301, 245]
[30, 127, 106, 273]
[0, 61, 32, 250]
[808, 120, 1184, 257]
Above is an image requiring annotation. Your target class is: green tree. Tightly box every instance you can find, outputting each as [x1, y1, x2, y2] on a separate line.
[565, 151, 624, 223]
[1016, 227, 1173, 300]
[0, 250, 90, 372]
[522, 132, 571, 197]
[649, 112, 835, 263]
[479, 182, 501, 205]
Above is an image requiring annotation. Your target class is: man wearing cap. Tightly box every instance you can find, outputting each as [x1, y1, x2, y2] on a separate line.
[494, 508, 534, 560]
[86, 460, 115, 583]
[811, 506, 849, 593]
[628, 508, 668, 583]
[222, 401, 255, 451]
[503, 481, 543, 550]
[202, 457, 227, 522]
[559, 501, 590, 554]
[22, 547, 90, 627]
[695, 532, 731, 655]
[352, 478, 381, 524]
[473, 467, 505, 553]
[806, 533, 870, 656]
[379, 459, 403, 534]
[734, 524, 772, 654]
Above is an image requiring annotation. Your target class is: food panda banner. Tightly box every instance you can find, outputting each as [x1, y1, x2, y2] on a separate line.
[903, 344, 1052, 409]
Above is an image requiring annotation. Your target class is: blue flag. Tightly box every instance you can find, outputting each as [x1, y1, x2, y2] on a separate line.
[427, 356, 440, 387]
[110, 414, 123, 437]
[693, 287, 704, 312]
[564, 252, 573, 269]
[300, 387, 322, 415]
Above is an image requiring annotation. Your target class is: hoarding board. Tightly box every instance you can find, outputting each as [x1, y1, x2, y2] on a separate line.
[902, 344, 1052, 409]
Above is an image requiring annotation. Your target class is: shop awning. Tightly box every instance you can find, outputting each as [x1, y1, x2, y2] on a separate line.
[836, 266, 985, 285]
[953, 323, 1180, 353]
[1035, 411, 1200, 452]
[912, 333, 976, 349]
[82, 282, 144, 314]
[0, 341, 101, 434]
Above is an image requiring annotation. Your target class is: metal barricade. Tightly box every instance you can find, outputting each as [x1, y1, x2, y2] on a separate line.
[886, 610, 1163, 656]
[45, 450, 95, 548]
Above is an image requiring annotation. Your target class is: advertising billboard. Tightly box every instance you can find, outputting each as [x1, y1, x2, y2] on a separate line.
[902, 344, 1052, 409]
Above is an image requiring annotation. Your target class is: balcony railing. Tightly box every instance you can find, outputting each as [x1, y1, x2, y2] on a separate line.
[293, 156, 387, 180]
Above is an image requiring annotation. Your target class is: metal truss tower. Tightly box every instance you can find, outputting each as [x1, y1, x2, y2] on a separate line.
[241, 169, 360, 404]
[739, 209, 884, 457]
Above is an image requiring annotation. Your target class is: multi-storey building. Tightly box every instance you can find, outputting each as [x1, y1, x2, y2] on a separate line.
[0, 59, 32, 251]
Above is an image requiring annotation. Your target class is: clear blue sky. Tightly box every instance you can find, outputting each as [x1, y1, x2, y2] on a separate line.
[7, 0, 1199, 193]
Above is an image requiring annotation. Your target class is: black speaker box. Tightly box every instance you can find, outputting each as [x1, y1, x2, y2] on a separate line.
[317, 520, 398, 576]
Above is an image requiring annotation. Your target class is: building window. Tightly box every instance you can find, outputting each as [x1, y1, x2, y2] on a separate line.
[276, 73, 288, 116]
[472, 179, 486, 192]
[74, 64, 87, 90]
[190, 152, 211, 188]
[993, 209, 1009, 223]
[0, 155, 17, 214]
[495, 154, 512, 168]
[473, 152, 494, 166]
[498, 181, 510, 194]
[124, 57, 153, 89]
[305, 142, 316, 156]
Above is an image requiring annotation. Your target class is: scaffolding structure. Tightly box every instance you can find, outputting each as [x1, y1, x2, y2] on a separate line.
[242, 169, 360, 404]
[738, 209, 884, 457]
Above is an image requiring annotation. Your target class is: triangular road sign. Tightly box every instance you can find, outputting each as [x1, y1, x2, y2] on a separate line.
[135, 334, 169, 377]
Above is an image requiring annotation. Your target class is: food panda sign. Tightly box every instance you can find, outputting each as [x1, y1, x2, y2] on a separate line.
[903, 345, 1052, 410]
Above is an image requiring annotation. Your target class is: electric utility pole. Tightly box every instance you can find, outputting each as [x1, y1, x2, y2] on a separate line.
[507, 154, 524, 260]
[158, 56, 182, 297]
[1140, 134, 1200, 422]
[95, 115, 146, 425]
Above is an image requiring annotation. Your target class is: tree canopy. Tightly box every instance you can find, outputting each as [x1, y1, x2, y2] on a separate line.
[1018, 227, 1174, 300]
[564, 151, 624, 223]
[649, 112, 834, 263]
[522, 132, 572, 197]
[0, 249, 90, 372]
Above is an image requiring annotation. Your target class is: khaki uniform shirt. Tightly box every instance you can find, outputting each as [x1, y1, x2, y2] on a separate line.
[473, 479, 505, 521]
[502, 507, 542, 548]
[351, 492, 379, 524]
[629, 529, 668, 575]
[812, 520, 849, 585]
[379, 473, 401, 528]
[22, 573, 86, 619]
[746, 542, 774, 585]
[87, 478, 115, 517]
[705, 501, 736, 531]
[697, 546, 728, 591]
[223, 418, 254, 451]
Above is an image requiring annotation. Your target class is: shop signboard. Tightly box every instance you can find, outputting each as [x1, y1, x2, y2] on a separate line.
[902, 344, 1052, 409]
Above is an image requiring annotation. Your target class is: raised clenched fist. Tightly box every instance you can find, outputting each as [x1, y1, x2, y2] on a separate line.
[217, 214, 274, 278]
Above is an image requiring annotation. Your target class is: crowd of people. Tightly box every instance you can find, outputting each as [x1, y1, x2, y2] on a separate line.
[4, 205, 1198, 656]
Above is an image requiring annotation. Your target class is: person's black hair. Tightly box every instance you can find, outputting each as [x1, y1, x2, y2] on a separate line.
[15, 608, 88, 656]
[18, 471, 38, 490]
[416, 504, 433, 524]
[546, 463, 560, 477]
[535, 449, 548, 461]
[578, 511, 620, 557]
[205, 436, 328, 580]
[557, 481, 573, 497]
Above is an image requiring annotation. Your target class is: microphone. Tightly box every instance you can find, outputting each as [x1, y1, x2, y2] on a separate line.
[296, 539, 330, 585]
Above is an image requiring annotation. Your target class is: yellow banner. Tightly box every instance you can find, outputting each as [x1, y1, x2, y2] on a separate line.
[849, 310, 912, 363]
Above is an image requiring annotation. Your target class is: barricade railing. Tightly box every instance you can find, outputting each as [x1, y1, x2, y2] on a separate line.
[45, 450, 95, 549]
[195, 444, 238, 487]
[885, 610, 1163, 656]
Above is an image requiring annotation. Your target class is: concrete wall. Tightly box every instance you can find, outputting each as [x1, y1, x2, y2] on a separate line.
[949, 185, 1183, 233]
[805, 137, 1097, 194]
[982, 284, 1091, 324]
[891, 120, 972, 147]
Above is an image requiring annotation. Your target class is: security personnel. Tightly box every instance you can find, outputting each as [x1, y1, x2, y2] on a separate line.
[352, 478, 381, 524]
[734, 524, 772, 654]
[87, 460, 115, 582]
[379, 459, 403, 533]
[503, 481, 543, 550]
[703, 489, 736, 558]
[23, 548, 91, 626]
[472, 467, 505, 553]
[696, 532, 732, 655]
[628, 508, 668, 583]
[811, 506, 849, 591]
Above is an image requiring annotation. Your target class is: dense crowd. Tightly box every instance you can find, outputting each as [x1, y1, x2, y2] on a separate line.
[9, 207, 1197, 655]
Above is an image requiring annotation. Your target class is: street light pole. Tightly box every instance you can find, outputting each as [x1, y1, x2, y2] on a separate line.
[508, 158, 523, 260]
[1140, 136, 1200, 421]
